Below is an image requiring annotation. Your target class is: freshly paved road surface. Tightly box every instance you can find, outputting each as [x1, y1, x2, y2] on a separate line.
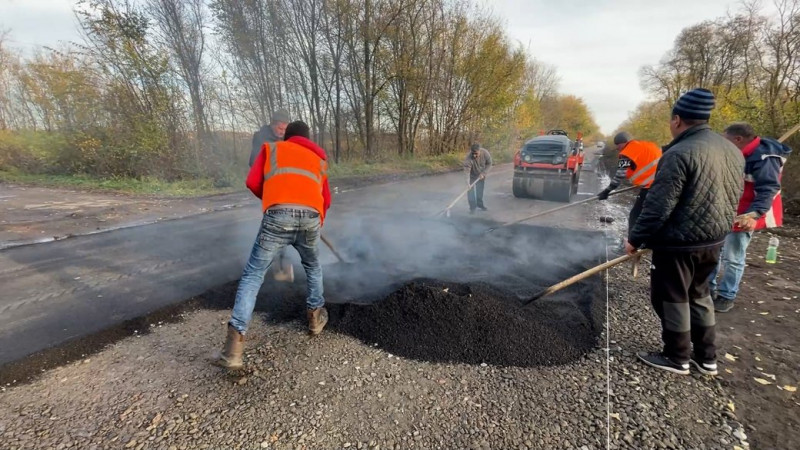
[0, 151, 606, 364]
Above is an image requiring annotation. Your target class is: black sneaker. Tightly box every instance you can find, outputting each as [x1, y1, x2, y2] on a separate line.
[478, 205, 488, 211]
[636, 351, 690, 375]
[689, 356, 718, 376]
[714, 297, 735, 313]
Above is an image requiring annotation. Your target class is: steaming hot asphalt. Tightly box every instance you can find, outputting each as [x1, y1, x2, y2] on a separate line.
[0, 156, 607, 372]
[198, 215, 608, 368]
[320, 215, 605, 302]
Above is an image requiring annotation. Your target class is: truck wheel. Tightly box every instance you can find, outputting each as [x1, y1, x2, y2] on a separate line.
[512, 177, 526, 198]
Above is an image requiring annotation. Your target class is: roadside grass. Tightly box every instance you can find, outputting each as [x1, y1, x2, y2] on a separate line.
[0, 170, 235, 197]
[328, 153, 463, 178]
[0, 145, 517, 197]
[1, 152, 486, 196]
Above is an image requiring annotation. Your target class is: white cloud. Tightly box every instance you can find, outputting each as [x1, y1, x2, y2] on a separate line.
[487, 0, 748, 133]
[0, 0, 80, 51]
[0, 0, 778, 134]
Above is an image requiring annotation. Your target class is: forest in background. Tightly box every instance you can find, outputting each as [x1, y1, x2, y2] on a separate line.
[0, 0, 600, 191]
[607, 0, 800, 201]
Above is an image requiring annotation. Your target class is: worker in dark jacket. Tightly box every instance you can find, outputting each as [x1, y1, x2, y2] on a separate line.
[710, 122, 792, 313]
[463, 143, 492, 213]
[250, 109, 293, 282]
[626, 88, 745, 376]
[597, 131, 662, 238]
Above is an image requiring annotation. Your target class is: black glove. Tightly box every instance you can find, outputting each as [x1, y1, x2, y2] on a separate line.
[597, 189, 611, 200]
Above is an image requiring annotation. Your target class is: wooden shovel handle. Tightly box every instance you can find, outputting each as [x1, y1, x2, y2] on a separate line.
[523, 250, 651, 305]
[320, 235, 345, 263]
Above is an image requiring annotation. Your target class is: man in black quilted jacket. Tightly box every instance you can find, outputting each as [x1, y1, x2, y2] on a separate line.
[625, 88, 745, 376]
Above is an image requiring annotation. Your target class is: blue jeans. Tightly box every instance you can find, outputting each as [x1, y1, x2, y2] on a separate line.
[709, 231, 753, 301]
[229, 209, 324, 333]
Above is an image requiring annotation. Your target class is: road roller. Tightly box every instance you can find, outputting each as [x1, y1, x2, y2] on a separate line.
[512, 130, 584, 202]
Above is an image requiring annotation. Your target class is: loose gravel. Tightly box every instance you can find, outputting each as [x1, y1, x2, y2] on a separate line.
[0, 265, 743, 450]
[0, 197, 751, 449]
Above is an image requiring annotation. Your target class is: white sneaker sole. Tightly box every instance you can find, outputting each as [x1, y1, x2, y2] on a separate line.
[689, 359, 718, 376]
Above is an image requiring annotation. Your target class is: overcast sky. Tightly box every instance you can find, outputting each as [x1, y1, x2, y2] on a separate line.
[0, 0, 767, 133]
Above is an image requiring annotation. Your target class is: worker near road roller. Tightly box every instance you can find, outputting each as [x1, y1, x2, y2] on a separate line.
[597, 132, 662, 236]
[463, 143, 493, 213]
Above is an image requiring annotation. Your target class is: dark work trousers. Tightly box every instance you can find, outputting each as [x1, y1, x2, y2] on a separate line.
[627, 188, 649, 240]
[650, 246, 721, 363]
[467, 177, 486, 211]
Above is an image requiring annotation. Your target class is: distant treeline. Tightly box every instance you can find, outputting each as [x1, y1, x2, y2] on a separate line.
[0, 0, 601, 184]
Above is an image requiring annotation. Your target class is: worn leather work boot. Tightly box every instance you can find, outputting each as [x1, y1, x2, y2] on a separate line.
[212, 325, 244, 369]
[307, 307, 329, 335]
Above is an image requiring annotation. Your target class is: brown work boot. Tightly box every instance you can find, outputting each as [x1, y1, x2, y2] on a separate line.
[212, 325, 244, 369]
[307, 307, 328, 335]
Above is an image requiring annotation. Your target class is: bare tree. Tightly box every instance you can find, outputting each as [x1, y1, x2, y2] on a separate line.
[211, 0, 288, 127]
[282, 0, 330, 142]
[149, 0, 212, 154]
[320, 0, 351, 162]
[756, 0, 800, 132]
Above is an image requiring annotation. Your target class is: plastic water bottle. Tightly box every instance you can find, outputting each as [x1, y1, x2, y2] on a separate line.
[766, 236, 779, 264]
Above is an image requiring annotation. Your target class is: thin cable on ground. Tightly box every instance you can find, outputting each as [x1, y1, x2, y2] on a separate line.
[606, 243, 611, 450]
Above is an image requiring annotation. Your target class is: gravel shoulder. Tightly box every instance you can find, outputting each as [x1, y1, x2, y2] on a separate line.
[608, 264, 745, 450]
[0, 269, 745, 450]
[1, 188, 797, 449]
[710, 220, 800, 450]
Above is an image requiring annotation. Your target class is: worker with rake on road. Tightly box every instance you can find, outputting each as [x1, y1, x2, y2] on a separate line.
[463, 143, 492, 213]
[597, 131, 662, 238]
[625, 88, 744, 376]
[214, 120, 332, 370]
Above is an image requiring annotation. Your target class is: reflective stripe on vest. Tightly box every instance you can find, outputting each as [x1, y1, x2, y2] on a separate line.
[620, 141, 661, 188]
[629, 158, 659, 183]
[638, 172, 656, 187]
[263, 142, 324, 183]
[260, 140, 327, 218]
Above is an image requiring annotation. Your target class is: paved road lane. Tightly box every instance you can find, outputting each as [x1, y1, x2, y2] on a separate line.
[0, 153, 606, 364]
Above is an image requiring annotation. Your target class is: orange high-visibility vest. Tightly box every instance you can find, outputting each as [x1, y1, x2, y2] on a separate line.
[619, 140, 662, 188]
[261, 141, 328, 220]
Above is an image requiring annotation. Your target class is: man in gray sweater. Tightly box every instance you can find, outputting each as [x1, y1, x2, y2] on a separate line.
[249, 109, 294, 282]
[463, 143, 492, 213]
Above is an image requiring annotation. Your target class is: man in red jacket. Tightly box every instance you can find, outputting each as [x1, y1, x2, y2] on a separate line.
[710, 122, 792, 313]
[213, 120, 332, 369]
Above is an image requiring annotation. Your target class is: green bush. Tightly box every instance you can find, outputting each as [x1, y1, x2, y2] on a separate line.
[0, 129, 71, 173]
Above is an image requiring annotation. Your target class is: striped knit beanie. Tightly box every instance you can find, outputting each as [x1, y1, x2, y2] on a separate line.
[672, 88, 715, 120]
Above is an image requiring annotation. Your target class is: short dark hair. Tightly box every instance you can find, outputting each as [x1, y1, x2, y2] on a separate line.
[284, 120, 311, 140]
[470, 143, 480, 152]
[724, 122, 756, 139]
